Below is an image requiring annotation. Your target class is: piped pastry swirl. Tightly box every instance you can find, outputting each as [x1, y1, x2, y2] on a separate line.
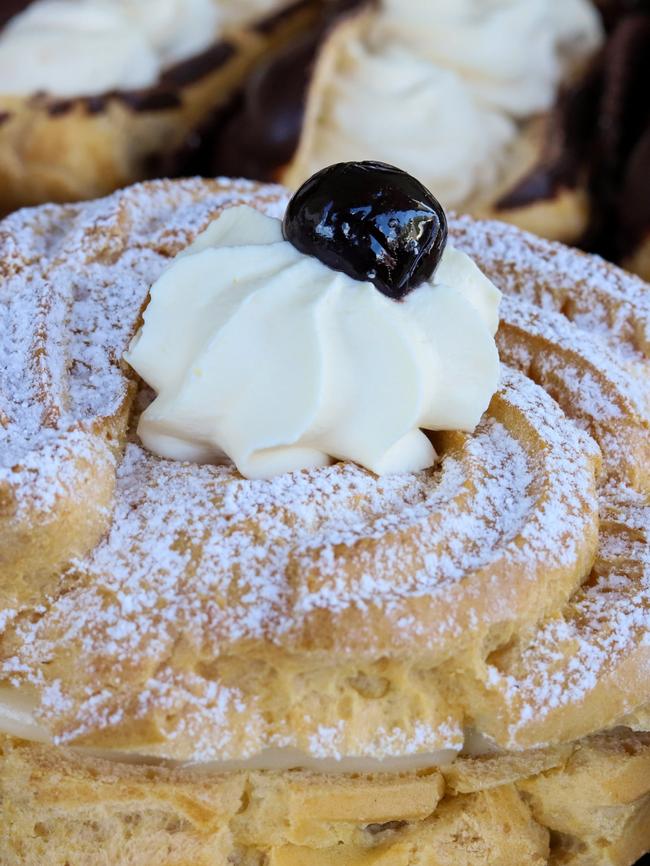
[0, 176, 648, 771]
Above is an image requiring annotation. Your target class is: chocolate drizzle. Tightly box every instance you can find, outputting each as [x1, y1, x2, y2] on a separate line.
[41, 39, 237, 118]
[208, 0, 371, 182]
[503, 3, 650, 264]
[496, 63, 603, 211]
[581, 9, 650, 259]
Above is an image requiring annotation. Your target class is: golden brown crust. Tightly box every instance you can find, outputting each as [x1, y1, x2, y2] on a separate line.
[476, 186, 590, 247]
[2, 729, 649, 866]
[0, 177, 649, 860]
[0, 178, 648, 764]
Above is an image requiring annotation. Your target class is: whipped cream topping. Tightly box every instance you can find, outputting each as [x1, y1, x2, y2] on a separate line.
[376, 0, 603, 116]
[125, 205, 501, 480]
[0, 0, 220, 97]
[300, 0, 603, 209]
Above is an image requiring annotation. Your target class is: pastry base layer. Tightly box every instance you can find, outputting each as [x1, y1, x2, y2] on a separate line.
[2, 729, 649, 866]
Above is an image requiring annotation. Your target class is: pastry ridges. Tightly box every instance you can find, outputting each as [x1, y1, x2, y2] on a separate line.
[0, 178, 648, 762]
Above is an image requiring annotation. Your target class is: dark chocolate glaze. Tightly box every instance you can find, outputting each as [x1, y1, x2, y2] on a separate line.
[253, 0, 314, 35]
[206, 0, 371, 182]
[597, 15, 650, 178]
[0, 0, 35, 30]
[42, 39, 236, 118]
[503, 3, 650, 263]
[581, 11, 650, 259]
[159, 40, 236, 88]
[211, 29, 322, 180]
[619, 123, 650, 247]
[147, 2, 338, 179]
[496, 60, 603, 211]
[596, 0, 650, 31]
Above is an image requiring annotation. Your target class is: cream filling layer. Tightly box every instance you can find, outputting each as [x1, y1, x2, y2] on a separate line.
[302, 0, 603, 209]
[304, 41, 518, 212]
[0, 0, 220, 97]
[0, 688, 492, 771]
[376, 0, 603, 117]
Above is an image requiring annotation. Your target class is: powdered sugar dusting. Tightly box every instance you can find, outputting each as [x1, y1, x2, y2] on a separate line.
[452, 213, 650, 359]
[0, 178, 287, 519]
[485, 488, 650, 747]
[0, 184, 649, 760]
[0, 366, 601, 757]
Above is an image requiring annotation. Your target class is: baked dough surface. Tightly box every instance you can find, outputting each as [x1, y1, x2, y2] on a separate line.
[0, 177, 648, 863]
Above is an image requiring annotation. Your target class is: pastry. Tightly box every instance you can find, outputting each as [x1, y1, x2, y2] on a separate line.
[575, 3, 650, 281]
[0, 0, 318, 214]
[208, 0, 604, 244]
[0, 165, 649, 866]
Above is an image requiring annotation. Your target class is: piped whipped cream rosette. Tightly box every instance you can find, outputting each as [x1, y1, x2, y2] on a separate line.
[125, 162, 501, 480]
[375, 0, 602, 117]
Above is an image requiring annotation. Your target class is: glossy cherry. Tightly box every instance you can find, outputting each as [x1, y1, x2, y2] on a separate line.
[282, 161, 448, 300]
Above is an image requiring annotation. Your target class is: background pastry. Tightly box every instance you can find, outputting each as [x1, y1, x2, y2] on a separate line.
[0, 0, 318, 213]
[578, 2, 650, 282]
[0, 170, 648, 865]
[209, 0, 604, 244]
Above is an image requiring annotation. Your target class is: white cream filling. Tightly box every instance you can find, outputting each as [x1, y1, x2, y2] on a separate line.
[0, 0, 221, 97]
[375, 0, 603, 117]
[0, 688, 494, 771]
[302, 0, 603, 209]
[305, 41, 518, 211]
[125, 205, 501, 480]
